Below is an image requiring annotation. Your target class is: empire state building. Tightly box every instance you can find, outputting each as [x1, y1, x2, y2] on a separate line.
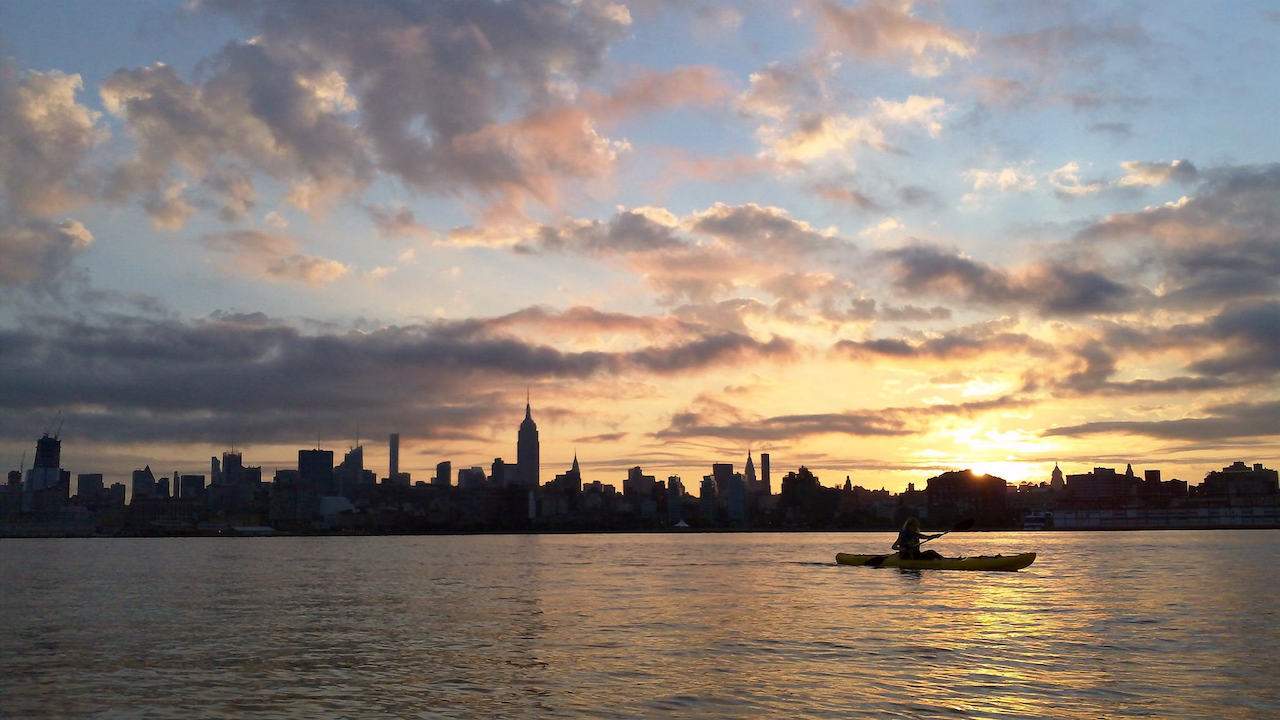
[517, 396, 540, 487]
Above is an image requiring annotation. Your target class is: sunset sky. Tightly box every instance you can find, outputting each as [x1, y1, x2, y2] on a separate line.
[2, 0, 1277, 492]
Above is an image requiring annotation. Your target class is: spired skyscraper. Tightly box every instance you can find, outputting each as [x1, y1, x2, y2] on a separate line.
[517, 394, 540, 488]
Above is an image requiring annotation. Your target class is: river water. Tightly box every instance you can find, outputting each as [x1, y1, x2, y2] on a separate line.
[2, 531, 1277, 719]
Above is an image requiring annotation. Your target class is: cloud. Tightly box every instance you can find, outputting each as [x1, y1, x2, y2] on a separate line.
[755, 95, 947, 163]
[514, 202, 848, 305]
[0, 63, 105, 217]
[1116, 159, 1198, 187]
[0, 306, 797, 444]
[0, 218, 94, 287]
[964, 165, 1037, 197]
[572, 431, 628, 444]
[94, 0, 647, 225]
[202, 230, 350, 285]
[518, 208, 682, 254]
[1044, 400, 1280, 441]
[365, 204, 434, 240]
[653, 391, 1026, 442]
[1188, 300, 1280, 378]
[587, 66, 729, 122]
[873, 95, 946, 137]
[656, 408, 911, 442]
[880, 243, 1140, 316]
[1047, 161, 1105, 199]
[1046, 340, 1238, 397]
[815, 0, 974, 77]
[689, 202, 838, 257]
[1032, 300, 1280, 397]
[834, 321, 1052, 361]
[811, 181, 884, 212]
[1077, 163, 1280, 307]
[1088, 121, 1132, 139]
[101, 48, 370, 220]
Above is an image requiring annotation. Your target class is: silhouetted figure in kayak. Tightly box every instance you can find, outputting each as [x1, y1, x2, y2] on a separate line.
[893, 517, 943, 560]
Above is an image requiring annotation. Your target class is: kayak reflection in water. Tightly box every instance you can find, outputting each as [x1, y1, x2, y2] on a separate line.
[893, 517, 943, 560]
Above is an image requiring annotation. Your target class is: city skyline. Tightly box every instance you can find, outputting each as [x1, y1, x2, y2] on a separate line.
[5, 396, 1270, 501]
[2, 1, 1279, 493]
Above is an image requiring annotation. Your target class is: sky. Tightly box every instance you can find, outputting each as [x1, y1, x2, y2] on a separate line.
[1, 0, 1278, 492]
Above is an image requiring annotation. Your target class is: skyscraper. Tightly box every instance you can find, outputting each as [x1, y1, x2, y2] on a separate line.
[761, 453, 771, 495]
[712, 463, 733, 495]
[744, 451, 757, 490]
[299, 449, 335, 494]
[517, 396, 539, 488]
[23, 433, 70, 512]
[389, 433, 400, 481]
[34, 434, 60, 469]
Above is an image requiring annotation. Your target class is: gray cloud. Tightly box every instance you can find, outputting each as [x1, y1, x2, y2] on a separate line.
[1077, 164, 1280, 309]
[0, 217, 94, 288]
[881, 243, 1141, 316]
[653, 393, 1027, 443]
[517, 210, 683, 255]
[834, 322, 1052, 361]
[1033, 300, 1280, 397]
[0, 307, 795, 445]
[1088, 121, 1133, 139]
[365, 204, 433, 240]
[655, 409, 911, 442]
[1187, 300, 1280, 377]
[1045, 400, 1280, 441]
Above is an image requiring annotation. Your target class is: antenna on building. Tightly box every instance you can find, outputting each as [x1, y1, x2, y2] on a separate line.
[54, 411, 64, 439]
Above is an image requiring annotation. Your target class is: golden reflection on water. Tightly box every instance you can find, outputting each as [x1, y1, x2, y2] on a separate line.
[1, 531, 1277, 718]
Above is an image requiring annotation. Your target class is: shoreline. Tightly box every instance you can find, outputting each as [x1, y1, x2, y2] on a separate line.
[4, 525, 1279, 539]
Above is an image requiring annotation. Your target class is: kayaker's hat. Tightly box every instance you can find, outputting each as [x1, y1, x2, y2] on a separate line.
[903, 517, 920, 531]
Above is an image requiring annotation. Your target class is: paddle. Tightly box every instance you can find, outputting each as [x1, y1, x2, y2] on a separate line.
[920, 517, 975, 545]
[865, 518, 975, 567]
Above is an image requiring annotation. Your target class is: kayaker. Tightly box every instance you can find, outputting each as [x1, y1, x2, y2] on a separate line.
[893, 517, 943, 560]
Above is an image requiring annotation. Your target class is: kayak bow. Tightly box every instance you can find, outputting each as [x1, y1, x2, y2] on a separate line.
[835, 552, 1036, 572]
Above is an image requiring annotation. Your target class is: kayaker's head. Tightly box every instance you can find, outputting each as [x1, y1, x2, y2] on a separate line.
[903, 517, 920, 532]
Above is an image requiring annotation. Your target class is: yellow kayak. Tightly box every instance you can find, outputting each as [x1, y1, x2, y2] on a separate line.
[836, 552, 1036, 571]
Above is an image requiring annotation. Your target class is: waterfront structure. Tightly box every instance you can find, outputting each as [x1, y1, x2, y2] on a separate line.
[4, 421, 1278, 535]
[517, 397, 539, 488]
[1201, 461, 1278, 498]
[925, 469, 1008, 526]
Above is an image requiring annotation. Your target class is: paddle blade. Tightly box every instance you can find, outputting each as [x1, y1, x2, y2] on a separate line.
[952, 518, 976, 532]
